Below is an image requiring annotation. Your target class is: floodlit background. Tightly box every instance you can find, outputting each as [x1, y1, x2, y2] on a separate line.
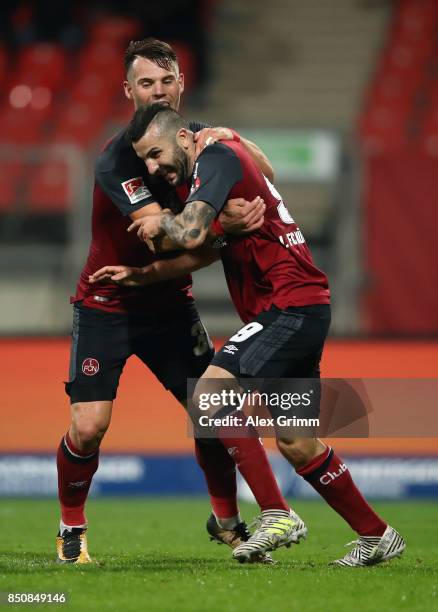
[0, 0, 437, 499]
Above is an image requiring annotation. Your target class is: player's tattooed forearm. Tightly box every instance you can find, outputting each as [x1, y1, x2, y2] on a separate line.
[180, 201, 215, 229]
[160, 201, 216, 246]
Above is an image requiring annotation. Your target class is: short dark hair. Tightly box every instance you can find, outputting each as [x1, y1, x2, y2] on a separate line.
[124, 38, 178, 75]
[127, 103, 188, 143]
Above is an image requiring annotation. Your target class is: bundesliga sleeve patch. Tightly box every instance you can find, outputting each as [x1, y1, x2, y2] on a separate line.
[121, 177, 151, 204]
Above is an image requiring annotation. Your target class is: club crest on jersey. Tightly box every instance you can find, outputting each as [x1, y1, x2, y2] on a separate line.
[190, 176, 201, 194]
[121, 177, 150, 204]
[190, 162, 200, 194]
[82, 358, 100, 376]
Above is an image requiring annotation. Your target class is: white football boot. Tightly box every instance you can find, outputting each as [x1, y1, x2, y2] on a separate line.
[232, 509, 307, 563]
[333, 525, 405, 567]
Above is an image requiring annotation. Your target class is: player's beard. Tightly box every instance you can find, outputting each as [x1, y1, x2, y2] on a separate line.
[158, 144, 191, 186]
[171, 144, 191, 186]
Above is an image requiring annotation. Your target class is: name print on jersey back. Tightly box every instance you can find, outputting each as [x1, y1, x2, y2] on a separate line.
[263, 176, 307, 249]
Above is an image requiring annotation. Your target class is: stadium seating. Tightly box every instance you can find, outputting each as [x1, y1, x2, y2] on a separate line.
[359, 0, 438, 334]
[15, 43, 66, 90]
[26, 160, 70, 213]
[88, 16, 140, 45]
[0, 27, 197, 219]
[360, 0, 438, 151]
[50, 102, 106, 147]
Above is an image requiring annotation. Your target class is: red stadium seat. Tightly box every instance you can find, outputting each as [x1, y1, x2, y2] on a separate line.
[78, 42, 124, 80]
[420, 99, 438, 154]
[366, 73, 417, 112]
[88, 17, 140, 44]
[396, 0, 438, 36]
[359, 0, 438, 152]
[70, 71, 116, 115]
[16, 43, 67, 89]
[51, 103, 106, 146]
[26, 160, 70, 212]
[0, 106, 46, 143]
[359, 105, 408, 151]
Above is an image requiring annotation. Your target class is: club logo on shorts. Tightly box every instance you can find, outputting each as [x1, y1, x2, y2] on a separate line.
[121, 177, 150, 204]
[82, 358, 100, 376]
[223, 344, 238, 355]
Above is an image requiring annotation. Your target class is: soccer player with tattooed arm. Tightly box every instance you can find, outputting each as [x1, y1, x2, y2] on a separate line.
[56, 37, 288, 565]
[91, 103, 406, 567]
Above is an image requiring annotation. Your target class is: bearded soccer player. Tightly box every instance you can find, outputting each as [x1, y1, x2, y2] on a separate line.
[56, 38, 289, 564]
[92, 104, 406, 567]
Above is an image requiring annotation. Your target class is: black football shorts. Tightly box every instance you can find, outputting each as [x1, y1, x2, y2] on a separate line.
[65, 301, 214, 404]
[212, 304, 331, 378]
[211, 304, 331, 419]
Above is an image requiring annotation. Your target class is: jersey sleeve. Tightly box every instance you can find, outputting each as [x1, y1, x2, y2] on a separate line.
[185, 143, 243, 214]
[94, 148, 156, 216]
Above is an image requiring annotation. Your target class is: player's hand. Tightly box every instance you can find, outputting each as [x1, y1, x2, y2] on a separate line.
[128, 214, 164, 242]
[194, 127, 233, 158]
[219, 196, 265, 235]
[89, 265, 149, 287]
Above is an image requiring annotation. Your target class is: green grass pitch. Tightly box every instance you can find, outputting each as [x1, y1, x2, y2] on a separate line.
[0, 498, 437, 612]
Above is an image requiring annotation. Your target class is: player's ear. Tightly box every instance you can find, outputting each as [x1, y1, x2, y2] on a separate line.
[123, 80, 133, 101]
[178, 72, 185, 95]
[177, 127, 190, 149]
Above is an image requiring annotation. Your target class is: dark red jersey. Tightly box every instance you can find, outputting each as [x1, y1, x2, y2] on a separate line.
[185, 141, 330, 323]
[74, 124, 206, 314]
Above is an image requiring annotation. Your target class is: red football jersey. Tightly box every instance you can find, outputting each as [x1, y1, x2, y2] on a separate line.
[185, 141, 330, 323]
[73, 128, 193, 314]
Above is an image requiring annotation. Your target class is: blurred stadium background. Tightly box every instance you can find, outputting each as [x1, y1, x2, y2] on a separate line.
[0, 0, 437, 501]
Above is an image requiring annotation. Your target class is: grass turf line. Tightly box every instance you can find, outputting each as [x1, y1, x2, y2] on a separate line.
[0, 499, 436, 612]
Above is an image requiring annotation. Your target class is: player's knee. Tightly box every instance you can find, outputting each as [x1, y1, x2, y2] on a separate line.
[73, 420, 108, 451]
[276, 437, 318, 469]
[71, 414, 109, 451]
[70, 402, 111, 452]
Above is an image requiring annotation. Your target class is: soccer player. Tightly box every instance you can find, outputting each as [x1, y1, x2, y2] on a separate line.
[56, 38, 286, 564]
[92, 103, 406, 566]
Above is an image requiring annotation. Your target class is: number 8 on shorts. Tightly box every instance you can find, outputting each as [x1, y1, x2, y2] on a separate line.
[229, 322, 264, 343]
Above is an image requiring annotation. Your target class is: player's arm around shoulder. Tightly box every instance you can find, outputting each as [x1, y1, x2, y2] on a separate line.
[89, 244, 220, 287]
[129, 203, 197, 253]
[128, 143, 260, 250]
[216, 196, 265, 237]
[160, 200, 217, 250]
[194, 126, 274, 183]
[128, 200, 217, 250]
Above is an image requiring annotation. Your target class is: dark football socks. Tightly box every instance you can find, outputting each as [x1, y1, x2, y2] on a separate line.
[297, 446, 387, 536]
[57, 432, 99, 528]
[218, 413, 289, 512]
[194, 438, 239, 519]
